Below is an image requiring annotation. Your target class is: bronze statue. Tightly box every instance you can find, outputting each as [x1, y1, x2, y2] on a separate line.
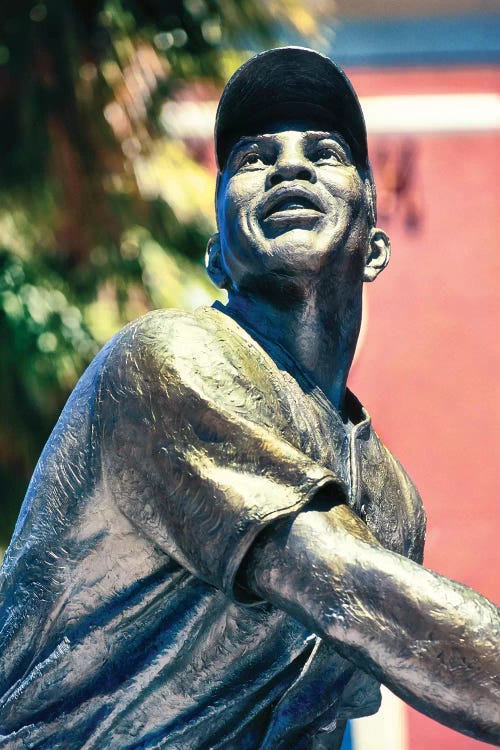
[0, 47, 498, 750]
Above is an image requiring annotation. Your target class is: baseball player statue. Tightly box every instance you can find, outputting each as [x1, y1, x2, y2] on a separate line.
[0, 47, 498, 750]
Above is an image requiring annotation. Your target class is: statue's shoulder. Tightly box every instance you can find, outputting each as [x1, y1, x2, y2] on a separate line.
[114, 305, 243, 344]
[101, 305, 273, 397]
[112, 306, 204, 346]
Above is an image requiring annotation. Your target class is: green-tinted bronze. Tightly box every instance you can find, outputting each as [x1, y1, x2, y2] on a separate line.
[0, 47, 498, 749]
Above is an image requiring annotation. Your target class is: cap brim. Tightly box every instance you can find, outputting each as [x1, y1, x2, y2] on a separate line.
[215, 46, 369, 172]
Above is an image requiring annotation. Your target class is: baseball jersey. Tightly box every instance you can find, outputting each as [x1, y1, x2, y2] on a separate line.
[0, 304, 425, 749]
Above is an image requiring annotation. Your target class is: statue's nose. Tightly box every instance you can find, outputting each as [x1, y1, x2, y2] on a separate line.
[266, 147, 315, 188]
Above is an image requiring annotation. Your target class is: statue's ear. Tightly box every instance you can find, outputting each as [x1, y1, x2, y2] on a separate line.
[205, 233, 230, 289]
[363, 228, 391, 282]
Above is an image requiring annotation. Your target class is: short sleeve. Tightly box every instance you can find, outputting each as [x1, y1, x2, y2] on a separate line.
[98, 309, 346, 600]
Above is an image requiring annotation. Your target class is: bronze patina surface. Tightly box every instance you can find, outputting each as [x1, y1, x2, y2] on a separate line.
[0, 47, 499, 750]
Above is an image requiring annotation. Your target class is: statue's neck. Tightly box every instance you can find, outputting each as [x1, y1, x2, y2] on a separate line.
[225, 284, 362, 412]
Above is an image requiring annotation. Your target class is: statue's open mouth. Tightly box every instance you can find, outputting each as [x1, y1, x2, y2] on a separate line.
[260, 186, 325, 223]
[265, 197, 319, 218]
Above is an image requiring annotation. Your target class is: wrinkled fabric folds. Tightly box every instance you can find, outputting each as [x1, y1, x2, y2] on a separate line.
[0, 306, 425, 749]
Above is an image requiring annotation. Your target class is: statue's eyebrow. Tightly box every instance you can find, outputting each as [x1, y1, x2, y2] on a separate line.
[233, 131, 349, 145]
[231, 134, 272, 152]
[303, 131, 350, 148]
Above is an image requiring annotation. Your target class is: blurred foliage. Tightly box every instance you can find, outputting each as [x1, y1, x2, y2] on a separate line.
[0, 0, 334, 548]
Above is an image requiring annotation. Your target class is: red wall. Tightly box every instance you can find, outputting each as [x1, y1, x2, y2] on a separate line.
[347, 67, 499, 750]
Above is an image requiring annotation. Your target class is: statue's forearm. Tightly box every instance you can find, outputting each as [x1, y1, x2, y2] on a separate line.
[244, 503, 500, 745]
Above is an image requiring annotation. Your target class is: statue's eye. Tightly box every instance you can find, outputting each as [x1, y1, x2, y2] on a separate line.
[240, 152, 263, 167]
[316, 147, 342, 163]
[237, 151, 266, 169]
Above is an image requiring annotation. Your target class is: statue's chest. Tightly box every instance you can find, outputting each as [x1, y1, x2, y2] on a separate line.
[277, 374, 415, 557]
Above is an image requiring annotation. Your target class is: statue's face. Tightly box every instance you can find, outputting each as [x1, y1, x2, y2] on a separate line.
[216, 122, 372, 294]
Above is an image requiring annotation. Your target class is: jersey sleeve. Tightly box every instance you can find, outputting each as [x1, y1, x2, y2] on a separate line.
[98, 309, 346, 601]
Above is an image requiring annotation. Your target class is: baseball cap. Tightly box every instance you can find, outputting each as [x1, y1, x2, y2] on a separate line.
[215, 46, 369, 173]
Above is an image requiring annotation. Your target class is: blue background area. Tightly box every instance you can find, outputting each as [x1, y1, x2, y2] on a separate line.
[281, 13, 500, 68]
[341, 721, 354, 750]
[330, 13, 500, 67]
